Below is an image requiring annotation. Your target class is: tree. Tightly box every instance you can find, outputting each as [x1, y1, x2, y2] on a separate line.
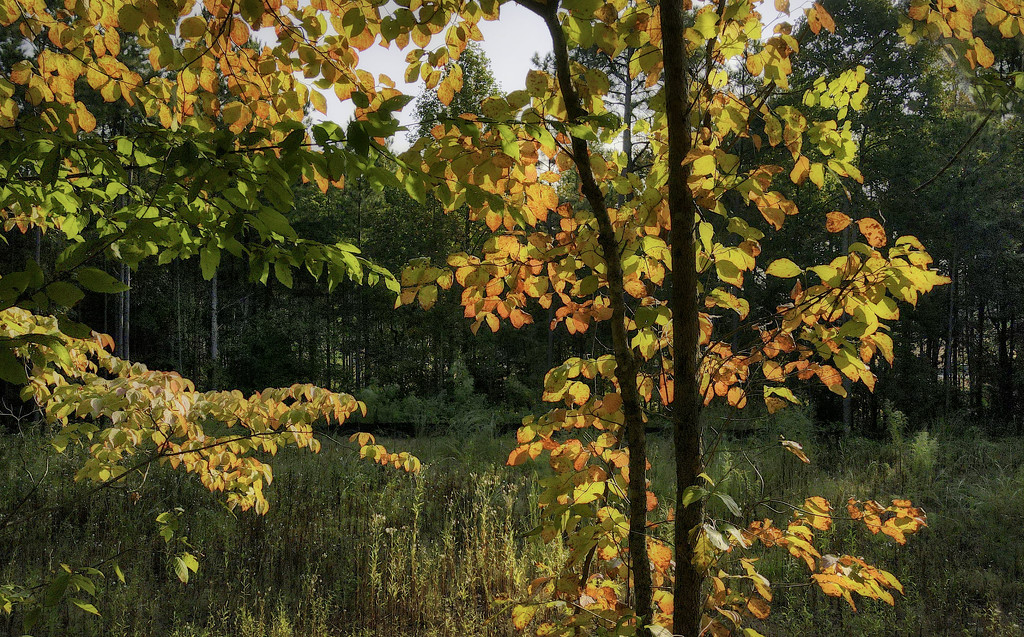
[413, 41, 500, 140]
[398, 1, 1021, 636]
[0, 0, 1020, 632]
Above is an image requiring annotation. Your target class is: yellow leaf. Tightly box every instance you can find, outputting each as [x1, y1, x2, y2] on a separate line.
[809, 162, 825, 187]
[511, 604, 536, 630]
[437, 78, 454, 106]
[691, 153, 716, 176]
[417, 285, 438, 311]
[781, 439, 810, 463]
[790, 155, 809, 184]
[311, 90, 327, 114]
[765, 258, 801, 278]
[974, 39, 994, 68]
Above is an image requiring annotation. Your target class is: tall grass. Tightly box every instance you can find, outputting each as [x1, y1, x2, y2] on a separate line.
[1, 413, 1023, 636]
[0, 433, 561, 637]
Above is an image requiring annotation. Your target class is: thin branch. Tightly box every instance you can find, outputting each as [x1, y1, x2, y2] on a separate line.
[913, 110, 994, 194]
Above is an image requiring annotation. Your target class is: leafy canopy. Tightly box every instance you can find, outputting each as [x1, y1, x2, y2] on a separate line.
[0, 0, 1021, 632]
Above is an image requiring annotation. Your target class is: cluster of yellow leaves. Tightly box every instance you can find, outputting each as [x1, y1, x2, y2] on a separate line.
[901, 0, 1024, 68]
[847, 498, 928, 545]
[2, 308, 414, 514]
[0, 0, 499, 193]
[348, 432, 421, 473]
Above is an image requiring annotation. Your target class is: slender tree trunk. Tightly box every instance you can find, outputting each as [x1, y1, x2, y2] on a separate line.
[944, 249, 957, 414]
[662, 0, 706, 634]
[521, 1, 653, 630]
[116, 265, 124, 354]
[176, 261, 184, 373]
[118, 263, 131, 360]
[211, 272, 219, 367]
[974, 301, 985, 414]
[997, 308, 1012, 427]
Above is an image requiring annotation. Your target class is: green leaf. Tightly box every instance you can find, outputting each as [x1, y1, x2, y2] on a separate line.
[114, 563, 125, 584]
[180, 552, 199, 573]
[43, 572, 70, 607]
[694, 10, 719, 38]
[200, 248, 220, 281]
[58, 316, 93, 338]
[118, 4, 144, 30]
[0, 345, 27, 384]
[681, 485, 708, 507]
[179, 15, 206, 38]
[404, 175, 426, 204]
[274, 261, 293, 288]
[71, 598, 100, 616]
[703, 523, 730, 551]
[23, 605, 41, 633]
[257, 209, 296, 239]
[765, 258, 802, 278]
[46, 281, 85, 307]
[77, 268, 128, 294]
[173, 556, 189, 584]
[714, 492, 742, 517]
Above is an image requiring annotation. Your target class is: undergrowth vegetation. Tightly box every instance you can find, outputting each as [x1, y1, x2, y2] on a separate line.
[1, 409, 1022, 636]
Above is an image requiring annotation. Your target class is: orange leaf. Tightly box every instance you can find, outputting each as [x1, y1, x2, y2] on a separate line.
[857, 218, 887, 247]
[825, 211, 851, 233]
[507, 444, 533, 466]
[747, 596, 770, 619]
[646, 490, 658, 511]
[648, 540, 673, 573]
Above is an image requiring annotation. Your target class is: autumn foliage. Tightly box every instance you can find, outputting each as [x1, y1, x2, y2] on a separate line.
[0, 0, 1021, 632]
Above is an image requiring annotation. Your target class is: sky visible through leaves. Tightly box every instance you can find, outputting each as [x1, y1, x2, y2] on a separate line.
[317, 0, 806, 145]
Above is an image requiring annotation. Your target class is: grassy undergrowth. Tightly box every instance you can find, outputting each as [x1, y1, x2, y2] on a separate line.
[1, 413, 1022, 636]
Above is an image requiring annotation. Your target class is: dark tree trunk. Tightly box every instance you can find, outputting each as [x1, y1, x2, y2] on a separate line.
[663, 0, 706, 633]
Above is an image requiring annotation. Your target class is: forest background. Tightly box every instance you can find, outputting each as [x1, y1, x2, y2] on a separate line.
[1, 0, 1023, 634]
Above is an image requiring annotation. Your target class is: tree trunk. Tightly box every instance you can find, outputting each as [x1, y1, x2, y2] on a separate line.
[996, 307, 1013, 427]
[211, 272, 219, 367]
[118, 263, 131, 360]
[662, 0, 705, 634]
[972, 300, 985, 414]
[944, 249, 957, 414]
[521, 1, 653, 630]
[176, 260, 184, 373]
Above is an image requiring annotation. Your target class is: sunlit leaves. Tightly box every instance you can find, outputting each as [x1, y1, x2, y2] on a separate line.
[173, 553, 199, 584]
[825, 211, 852, 233]
[1, 307, 416, 516]
[847, 498, 927, 545]
[856, 218, 887, 248]
[765, 258, 802, 278]
[781, 439, 810, 464]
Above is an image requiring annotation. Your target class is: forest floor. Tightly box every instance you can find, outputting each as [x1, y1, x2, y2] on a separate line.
[1, 412, 1022, 637]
